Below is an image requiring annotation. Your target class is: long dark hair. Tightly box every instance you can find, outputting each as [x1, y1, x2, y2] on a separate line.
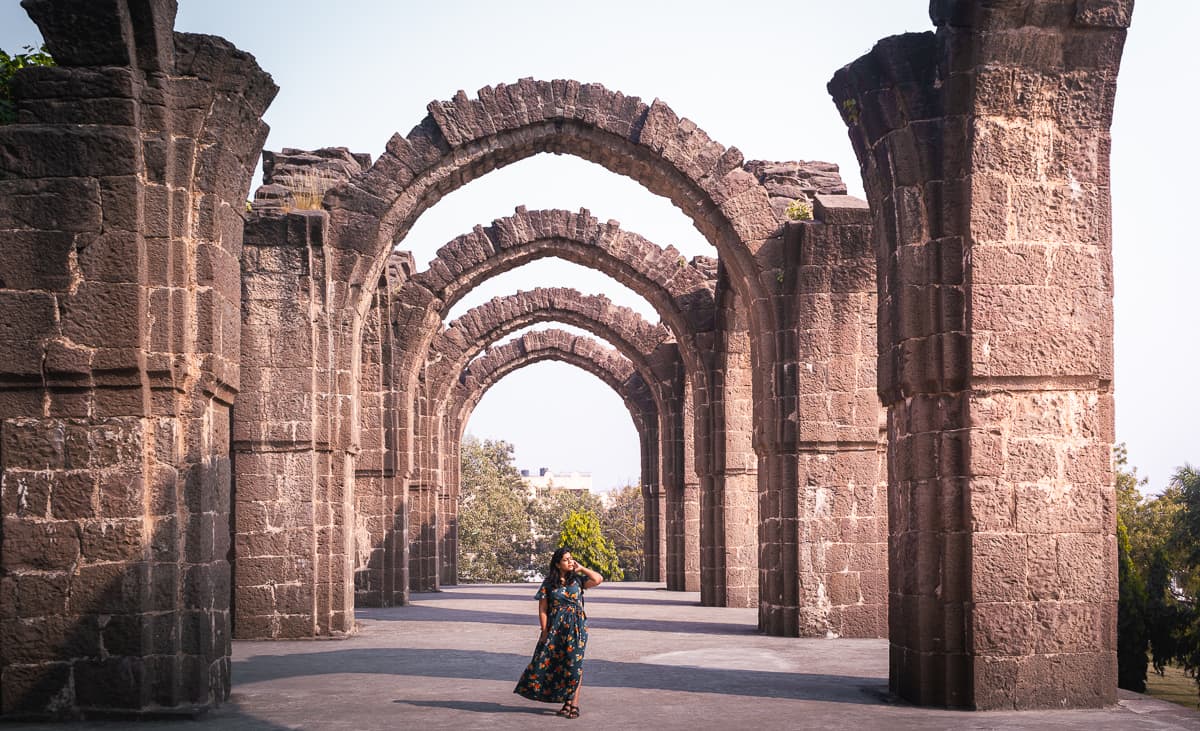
[547, 547, 573, 586]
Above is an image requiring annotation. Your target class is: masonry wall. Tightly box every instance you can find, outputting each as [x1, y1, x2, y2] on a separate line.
[236, 211, 355, 638]
[353, 274, 409, 605]
[0, 0, 273, 717]
[829, 0, 1131, 709]
[792, 196, 887, 638]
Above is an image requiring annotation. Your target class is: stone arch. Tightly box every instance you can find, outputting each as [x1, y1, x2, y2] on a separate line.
[414, 207, 716, 336]
[241, 82, 804, 639]
[375, 210, 716, 592]
[451, 329, 663, 584]
[427, 287, 672, 407]
[453, 329, 657, 440]
[387, 207, 715, 484]
[313, 82, 786, 601]
[414, 287, 682, 587]
[323, 80, 778, 322]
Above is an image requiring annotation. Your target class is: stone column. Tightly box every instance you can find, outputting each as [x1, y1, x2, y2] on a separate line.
[696, 378, 721, 606]
[681, 388, 701, 592]
[829, 0, 1130, 708]
[353, 280, 390, 606]
[439, 415, 460, 586]
[639, 427, 662, 583]
[408, 366, 439, 592]
[712, 280, 758, 608]
[236, 211, 353, 638]
[793, 196, 886, 639]
[661, 404, 684, 590]
[0, 0, 273, 717]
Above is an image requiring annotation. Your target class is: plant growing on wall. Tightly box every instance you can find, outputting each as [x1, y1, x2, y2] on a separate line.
[288, 169, 332, 210]
[0, 44, 54, 124]
[785, 198, 813, 222]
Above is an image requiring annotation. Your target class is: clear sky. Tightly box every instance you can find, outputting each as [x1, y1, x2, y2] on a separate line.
[2, 1, 1195, 495]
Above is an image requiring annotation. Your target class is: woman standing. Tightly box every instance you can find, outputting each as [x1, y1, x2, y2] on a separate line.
[514, 547, 603, 718]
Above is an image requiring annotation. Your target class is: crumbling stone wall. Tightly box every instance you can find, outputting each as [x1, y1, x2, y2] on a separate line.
[0, 0, 274, 717]
[703, 276, 757, 607]
[788, 195, 886, 639]
[354, 252, 410, 607]
[829, 0, 1130, 709]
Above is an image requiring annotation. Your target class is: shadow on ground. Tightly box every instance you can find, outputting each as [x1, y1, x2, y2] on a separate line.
[358, 604, 756, 636]
[233, 647, 883, 705]
[430, 587, 702, 608]
[392, 699, 556, 716]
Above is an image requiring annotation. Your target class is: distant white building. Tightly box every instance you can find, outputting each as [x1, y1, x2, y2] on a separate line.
[520, 467, 592, 498]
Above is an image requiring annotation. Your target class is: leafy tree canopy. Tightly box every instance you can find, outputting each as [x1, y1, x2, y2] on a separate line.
[532, 487, 603, 557]
[457, 436, 534, 583]
[1117, 444, 1200, 699]
[601, 484, 644, 581]
[558, 509, 623, 581]
[1, 45, 54, 125]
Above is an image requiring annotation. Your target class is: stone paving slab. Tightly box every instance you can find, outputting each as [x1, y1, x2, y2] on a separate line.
[6, 582, 1198, 729]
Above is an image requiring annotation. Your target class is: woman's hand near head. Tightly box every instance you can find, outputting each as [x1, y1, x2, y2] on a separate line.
[575, 562, 603, 589]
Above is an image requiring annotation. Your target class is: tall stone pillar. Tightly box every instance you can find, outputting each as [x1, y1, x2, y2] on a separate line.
[0, 0, 273, 717]
[639, 427, 662, 583]
[793, 196, 886, 639]
[440, 417, 460, 586]
[661, 404, 684, 590]
[711, 281, 758, 608]
[681, 389, 701, 592]
[408, 367, 439, 592]
[353, 270, 408, 606]
[236, 211, 352, 638]
[830, 0, 1130, 708]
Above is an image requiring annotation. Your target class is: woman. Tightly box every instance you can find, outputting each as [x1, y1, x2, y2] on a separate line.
[514, 547, 603, 718]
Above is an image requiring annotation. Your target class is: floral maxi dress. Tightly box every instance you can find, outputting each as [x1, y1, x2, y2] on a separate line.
[514, 573, 588, 703]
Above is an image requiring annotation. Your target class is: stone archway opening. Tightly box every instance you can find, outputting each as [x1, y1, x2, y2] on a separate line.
[0, 0, 1134, 718]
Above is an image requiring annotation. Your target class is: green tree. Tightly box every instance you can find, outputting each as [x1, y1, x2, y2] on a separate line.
[602, 484, 644, 581]
[531, 488, 604, 557]
[1167, 465, 1200, 692]
[1116, 445, 1151, 690]
[1, 44, 54, 124]
[1123, 458, 1200, 699]
[457, 436, 534, 582]
[1117, 516, 1149, 691]
[558, 509, 622, 581]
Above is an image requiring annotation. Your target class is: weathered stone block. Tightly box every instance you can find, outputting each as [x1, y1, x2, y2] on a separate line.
[1, 518, 80, 571]
[0, 662, 72, 716]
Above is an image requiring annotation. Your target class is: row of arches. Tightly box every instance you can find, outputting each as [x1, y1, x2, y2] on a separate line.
[0, 0, 1129, 716]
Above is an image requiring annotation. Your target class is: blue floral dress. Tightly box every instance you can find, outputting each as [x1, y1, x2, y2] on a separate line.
[514, 573, 588, 703]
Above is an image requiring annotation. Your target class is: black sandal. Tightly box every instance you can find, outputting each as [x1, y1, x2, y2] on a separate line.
[565, 704, 580, 719]
[555, 702, 572, 717]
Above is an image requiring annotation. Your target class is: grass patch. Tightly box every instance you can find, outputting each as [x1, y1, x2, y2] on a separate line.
[288, 169, 331, 211]
[1146, 663, 1200, 709]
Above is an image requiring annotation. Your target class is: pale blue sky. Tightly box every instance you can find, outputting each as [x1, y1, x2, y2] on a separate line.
[3, 1, 1195, 494]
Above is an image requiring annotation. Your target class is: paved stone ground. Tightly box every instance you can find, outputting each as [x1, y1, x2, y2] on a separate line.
[7, 583, 1198, 729]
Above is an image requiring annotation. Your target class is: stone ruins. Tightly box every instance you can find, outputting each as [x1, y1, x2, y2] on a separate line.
[0, 0, 1131, 718]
